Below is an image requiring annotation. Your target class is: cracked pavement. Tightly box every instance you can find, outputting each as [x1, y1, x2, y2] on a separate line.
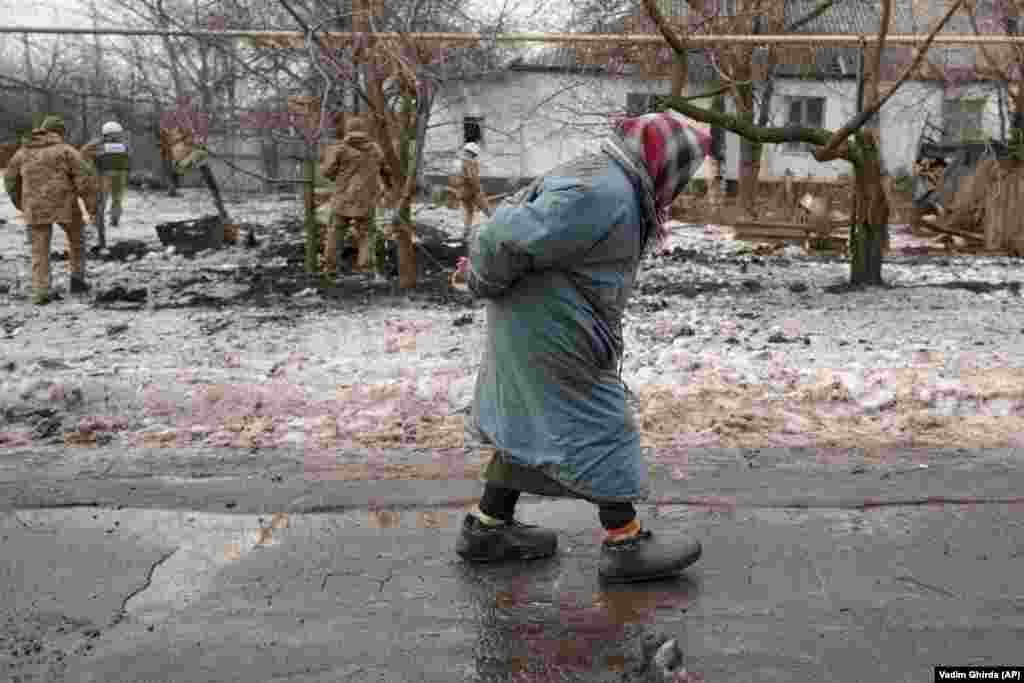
[1, 446, 1023, 681]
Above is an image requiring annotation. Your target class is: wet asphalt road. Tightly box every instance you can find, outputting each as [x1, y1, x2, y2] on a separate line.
[2, 446, 1023, 682]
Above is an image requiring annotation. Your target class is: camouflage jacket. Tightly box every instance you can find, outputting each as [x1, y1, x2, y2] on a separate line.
[3, 129, 97, 224]
[160, 127, 196, 163]
[319, 132, 391, 217]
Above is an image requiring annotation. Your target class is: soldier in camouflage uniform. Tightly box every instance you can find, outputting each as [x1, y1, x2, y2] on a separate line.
[3, 115, 97, 304]
[452, 142, 491, 239]
[159, 125, 229, 222]
[319, 117, 393, 273]
[80, 121, 132, 250]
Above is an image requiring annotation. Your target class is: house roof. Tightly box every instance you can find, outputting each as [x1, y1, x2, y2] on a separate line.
[505, 0, 1001, 83]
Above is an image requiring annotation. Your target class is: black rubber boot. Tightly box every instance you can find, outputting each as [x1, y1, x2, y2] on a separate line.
[599, 530, 702, 583]
[455, 513, 557, 562]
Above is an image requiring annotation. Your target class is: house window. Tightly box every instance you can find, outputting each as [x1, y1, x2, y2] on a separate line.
[784, 96, 825, 153]
[626, 92, 659, 117]
[942, 98, 986, 143]
[463, 116, 483, 146]
[716, 0, 737, 16]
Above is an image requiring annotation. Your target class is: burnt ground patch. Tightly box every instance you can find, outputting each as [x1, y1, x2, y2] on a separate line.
[823, 280, 1022, 295]
[129, 230, 474, 313]
[913, 280, 1023, 295]
[638, 279, 749, 298]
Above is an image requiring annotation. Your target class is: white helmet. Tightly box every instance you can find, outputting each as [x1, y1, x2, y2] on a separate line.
[101, 121, 124, 135]
[462, 142, 480, 159]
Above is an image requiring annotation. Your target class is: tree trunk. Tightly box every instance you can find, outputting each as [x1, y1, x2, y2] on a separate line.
[304, 155, 319, 273]
[397, 92, 418, 289]
[710, 93, 726, 202]
[739, 141, 761, 215]
[849, 144, 888, 286]
[412, 85, 432, 193]
[736, 85, 759, 215]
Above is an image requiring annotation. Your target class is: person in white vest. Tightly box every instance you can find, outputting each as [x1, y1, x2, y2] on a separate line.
[80, 121, 132, 250]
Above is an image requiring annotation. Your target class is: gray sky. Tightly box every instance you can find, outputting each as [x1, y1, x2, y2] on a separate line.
[1, 0, 96, 27]
[1, 0, 569, 30]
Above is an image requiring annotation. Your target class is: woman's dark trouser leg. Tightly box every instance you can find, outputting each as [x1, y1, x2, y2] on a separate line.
[478, 484, 521, 523]
[598, 503, 637, 531]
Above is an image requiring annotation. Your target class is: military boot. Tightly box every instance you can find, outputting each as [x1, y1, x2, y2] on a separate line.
[599, 529, 702, 583]
[455, 513, 557, 562]
[69, 275, 91, 294]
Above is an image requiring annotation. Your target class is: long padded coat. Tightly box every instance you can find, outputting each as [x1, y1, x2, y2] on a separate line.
[464, 152, 651, 503]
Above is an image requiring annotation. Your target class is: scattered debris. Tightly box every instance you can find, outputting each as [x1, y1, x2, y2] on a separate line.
[95, 286, 148, 305]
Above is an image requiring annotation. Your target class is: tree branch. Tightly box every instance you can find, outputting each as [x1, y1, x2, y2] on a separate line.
[785, 0, 838, 33]
[814, 0, 966, 162]
[658, 93, 839, 155]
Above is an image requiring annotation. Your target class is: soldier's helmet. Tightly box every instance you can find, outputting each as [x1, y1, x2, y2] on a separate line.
[345, 116, 371, 137]
[40, 115, 65, 133]
[102, 121, 124, 136]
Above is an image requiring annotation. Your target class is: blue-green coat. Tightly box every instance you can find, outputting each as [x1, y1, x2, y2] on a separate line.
[465, 152, 651, 502]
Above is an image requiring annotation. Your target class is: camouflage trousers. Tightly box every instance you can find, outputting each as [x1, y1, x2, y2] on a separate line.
[94, 170, 128, 248]
[322, 214, 373, 273]
[30, 221, 84, 298]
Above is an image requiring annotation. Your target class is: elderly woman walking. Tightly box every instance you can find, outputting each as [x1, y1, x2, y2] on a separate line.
[452, 110, 711, 583]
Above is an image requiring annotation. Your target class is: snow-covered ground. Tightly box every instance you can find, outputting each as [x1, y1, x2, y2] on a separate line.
[1, 186, 1023, 455]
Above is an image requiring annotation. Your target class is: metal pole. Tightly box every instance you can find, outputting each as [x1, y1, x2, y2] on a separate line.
[4, 26, 1024, 46]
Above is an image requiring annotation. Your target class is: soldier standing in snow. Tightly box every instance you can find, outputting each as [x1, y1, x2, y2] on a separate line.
[319, 116, 393, 273]
[159, 124, 230, 223]
[453, 110, 710, 583]
[451, 142, 491, 239]
[3, 115, 97, 305]
[81, 120, 132, 250]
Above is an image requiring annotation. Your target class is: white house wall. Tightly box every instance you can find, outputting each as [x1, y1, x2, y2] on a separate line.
[761, 79, 935, 178]
[426, 68, 1010, 185]
[425, 69, 740, 182]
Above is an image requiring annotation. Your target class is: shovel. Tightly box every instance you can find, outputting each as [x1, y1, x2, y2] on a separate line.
[77, 197, 94, 226]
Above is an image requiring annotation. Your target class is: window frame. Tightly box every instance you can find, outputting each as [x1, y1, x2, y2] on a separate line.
[941, 97, 987, 144]
[463, 115, 484, 147]
[783, 95, 827, 154]
[626, 92, 659, 117]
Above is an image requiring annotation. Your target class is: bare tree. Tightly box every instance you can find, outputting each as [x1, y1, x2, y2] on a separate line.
[644, 0, 967, 285]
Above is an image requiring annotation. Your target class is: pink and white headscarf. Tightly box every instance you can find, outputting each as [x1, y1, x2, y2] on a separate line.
[602, 109, 711, 250]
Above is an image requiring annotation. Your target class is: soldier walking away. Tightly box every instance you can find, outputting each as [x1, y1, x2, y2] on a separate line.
[159, 124, 230, 223]
[453, 110, 711, 583]
[3, 115, 97, 305]
[319, 116, 393, 273]
[81, 120, 132, 250]
[453, 142, 492, 240]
